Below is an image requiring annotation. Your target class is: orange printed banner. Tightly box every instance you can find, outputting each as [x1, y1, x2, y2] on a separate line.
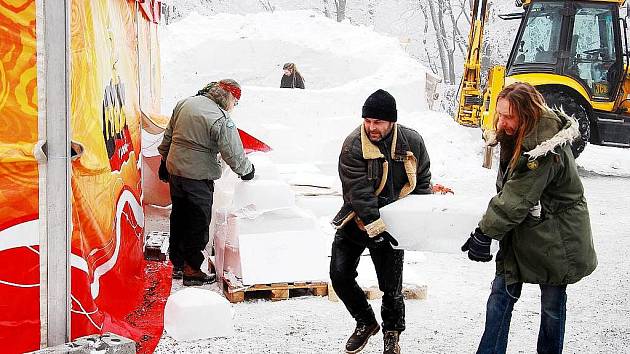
[0, 1, 40, 352]
[0, 1, 169, 353]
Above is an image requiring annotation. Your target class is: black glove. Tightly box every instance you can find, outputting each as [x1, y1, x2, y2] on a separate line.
[372, 231, 399, 248]
[158, 158, 169, 182]
[461, 227, 493, 262]
[240, 164, 255, 181]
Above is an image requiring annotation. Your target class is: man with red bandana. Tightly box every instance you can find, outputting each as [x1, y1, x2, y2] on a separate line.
[158, 79, 255, 286]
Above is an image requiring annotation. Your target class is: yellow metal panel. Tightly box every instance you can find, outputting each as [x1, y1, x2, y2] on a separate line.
[481, 66, 506, 131]
[505, 74, 616, 111]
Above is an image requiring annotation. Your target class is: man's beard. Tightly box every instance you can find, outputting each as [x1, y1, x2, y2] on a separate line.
[367, 124, 394, 143]
[497, 128, 517, 164]
[368, 132, 383, 142]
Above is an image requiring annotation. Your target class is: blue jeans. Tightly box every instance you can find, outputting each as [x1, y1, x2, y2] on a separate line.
[477, 275, 567, 354]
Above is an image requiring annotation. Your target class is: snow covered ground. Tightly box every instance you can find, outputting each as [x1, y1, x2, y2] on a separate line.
[152, 10, 630, 354]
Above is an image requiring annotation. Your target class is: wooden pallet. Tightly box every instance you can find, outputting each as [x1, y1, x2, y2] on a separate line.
[222, 278, 328, 303]
[328, 283, 427, 302]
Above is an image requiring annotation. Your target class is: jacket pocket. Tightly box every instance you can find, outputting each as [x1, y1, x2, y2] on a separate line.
[512, 215, 568, 284]
[553, 202, 597, 282]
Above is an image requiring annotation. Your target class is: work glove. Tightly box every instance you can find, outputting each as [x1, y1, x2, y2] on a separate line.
[372, 231, 399, 248]
[240, 164, 255, 181]
[461, 227, 493, 262]
[158, 158, 170, 182]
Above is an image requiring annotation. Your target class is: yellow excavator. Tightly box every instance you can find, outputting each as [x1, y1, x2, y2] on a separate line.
[457, 0, 630, 165]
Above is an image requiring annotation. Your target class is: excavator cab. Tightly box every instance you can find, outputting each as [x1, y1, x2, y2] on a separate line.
[504, 1, 630, 153]
[508, 2, 623, 99]
[457, 0, 630, 163]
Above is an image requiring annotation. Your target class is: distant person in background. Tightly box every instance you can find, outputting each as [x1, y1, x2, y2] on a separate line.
[158, 79, 255, 286]
[330, 89, 432, 354]
[280, 62, 305, 89]
[461, 83, 597, 354]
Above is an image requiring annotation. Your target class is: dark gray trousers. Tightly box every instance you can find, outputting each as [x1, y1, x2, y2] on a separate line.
[168, 175, 214, 270]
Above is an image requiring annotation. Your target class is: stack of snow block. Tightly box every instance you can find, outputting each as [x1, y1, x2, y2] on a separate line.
[213, 155, 329, 287]
[164, 288, 234, 341]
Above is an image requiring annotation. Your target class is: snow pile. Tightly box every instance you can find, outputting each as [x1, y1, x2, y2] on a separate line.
[161, 10, 495, 196]
[161, 11, 425, 94]
[232, 179, 296, 213]
[578, 144, 630, 177]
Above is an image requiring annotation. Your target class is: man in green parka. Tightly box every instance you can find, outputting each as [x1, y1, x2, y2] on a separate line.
[461, 83, 597, 354]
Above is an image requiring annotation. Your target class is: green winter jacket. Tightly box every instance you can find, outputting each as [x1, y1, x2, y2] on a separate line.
[158, 95, 253, 181]
[479, 108, 597, 285]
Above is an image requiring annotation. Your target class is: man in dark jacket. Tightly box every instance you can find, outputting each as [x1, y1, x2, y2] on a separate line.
[158, 79, 255, 286]
[461, 83, 597, 354]
[330, 89, 432, 354]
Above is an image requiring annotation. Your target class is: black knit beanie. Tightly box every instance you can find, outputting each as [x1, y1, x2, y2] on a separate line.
[362, 89, 397, 122]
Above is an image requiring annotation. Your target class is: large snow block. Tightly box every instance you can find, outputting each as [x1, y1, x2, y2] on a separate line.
[239, 230, 328, 285]
[232, 179, 295, 212]
[380, 195, 487, 253]
[247, 152, 280, 180]
[296, 195, 342, 218]
[213, 207, 321, 281]
[164, 288, 234, 341]
[233, 207, 318, 235]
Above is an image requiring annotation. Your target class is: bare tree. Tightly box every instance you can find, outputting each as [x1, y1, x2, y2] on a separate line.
[437, 1, 456, 84]
[419, 0, 473, 84]
[417, 3, 439, 75]
[258, 0, 275, 12]
[366, 0, 376, 24]
[448, 1, 468, 57]
[459, 0, 472, 24]
[322, 0, 332, 19]
[334, 0, 346, 22]
[425, 1, 450, 82]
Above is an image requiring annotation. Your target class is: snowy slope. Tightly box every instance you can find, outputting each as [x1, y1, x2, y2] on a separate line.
[160, 10, 496, 195]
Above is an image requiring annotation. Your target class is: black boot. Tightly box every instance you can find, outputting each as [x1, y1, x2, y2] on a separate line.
[345, 322, 380, 353]
[383, 331, 401, 354]
[183, 264, 216, 286]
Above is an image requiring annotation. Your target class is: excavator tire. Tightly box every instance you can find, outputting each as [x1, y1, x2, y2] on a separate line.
[539, 89, 590, 158]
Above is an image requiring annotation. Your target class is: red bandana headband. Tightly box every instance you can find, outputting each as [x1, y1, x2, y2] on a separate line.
[219, 82, 241, 100]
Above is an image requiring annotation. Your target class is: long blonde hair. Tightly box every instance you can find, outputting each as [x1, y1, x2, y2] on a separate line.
[283, 62, 303, 79]
[495, 82, 547, 170]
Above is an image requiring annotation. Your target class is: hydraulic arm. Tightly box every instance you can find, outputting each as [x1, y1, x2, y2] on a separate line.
[455, 0, 488, 127]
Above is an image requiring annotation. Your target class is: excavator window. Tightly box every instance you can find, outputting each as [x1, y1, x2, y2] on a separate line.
[513, 2, 564, 65]
[566, 4, 618, 99]
[508, 1, 622, 101]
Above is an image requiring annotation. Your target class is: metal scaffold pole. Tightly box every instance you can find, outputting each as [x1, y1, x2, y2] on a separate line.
[38, 0, 72, 347]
